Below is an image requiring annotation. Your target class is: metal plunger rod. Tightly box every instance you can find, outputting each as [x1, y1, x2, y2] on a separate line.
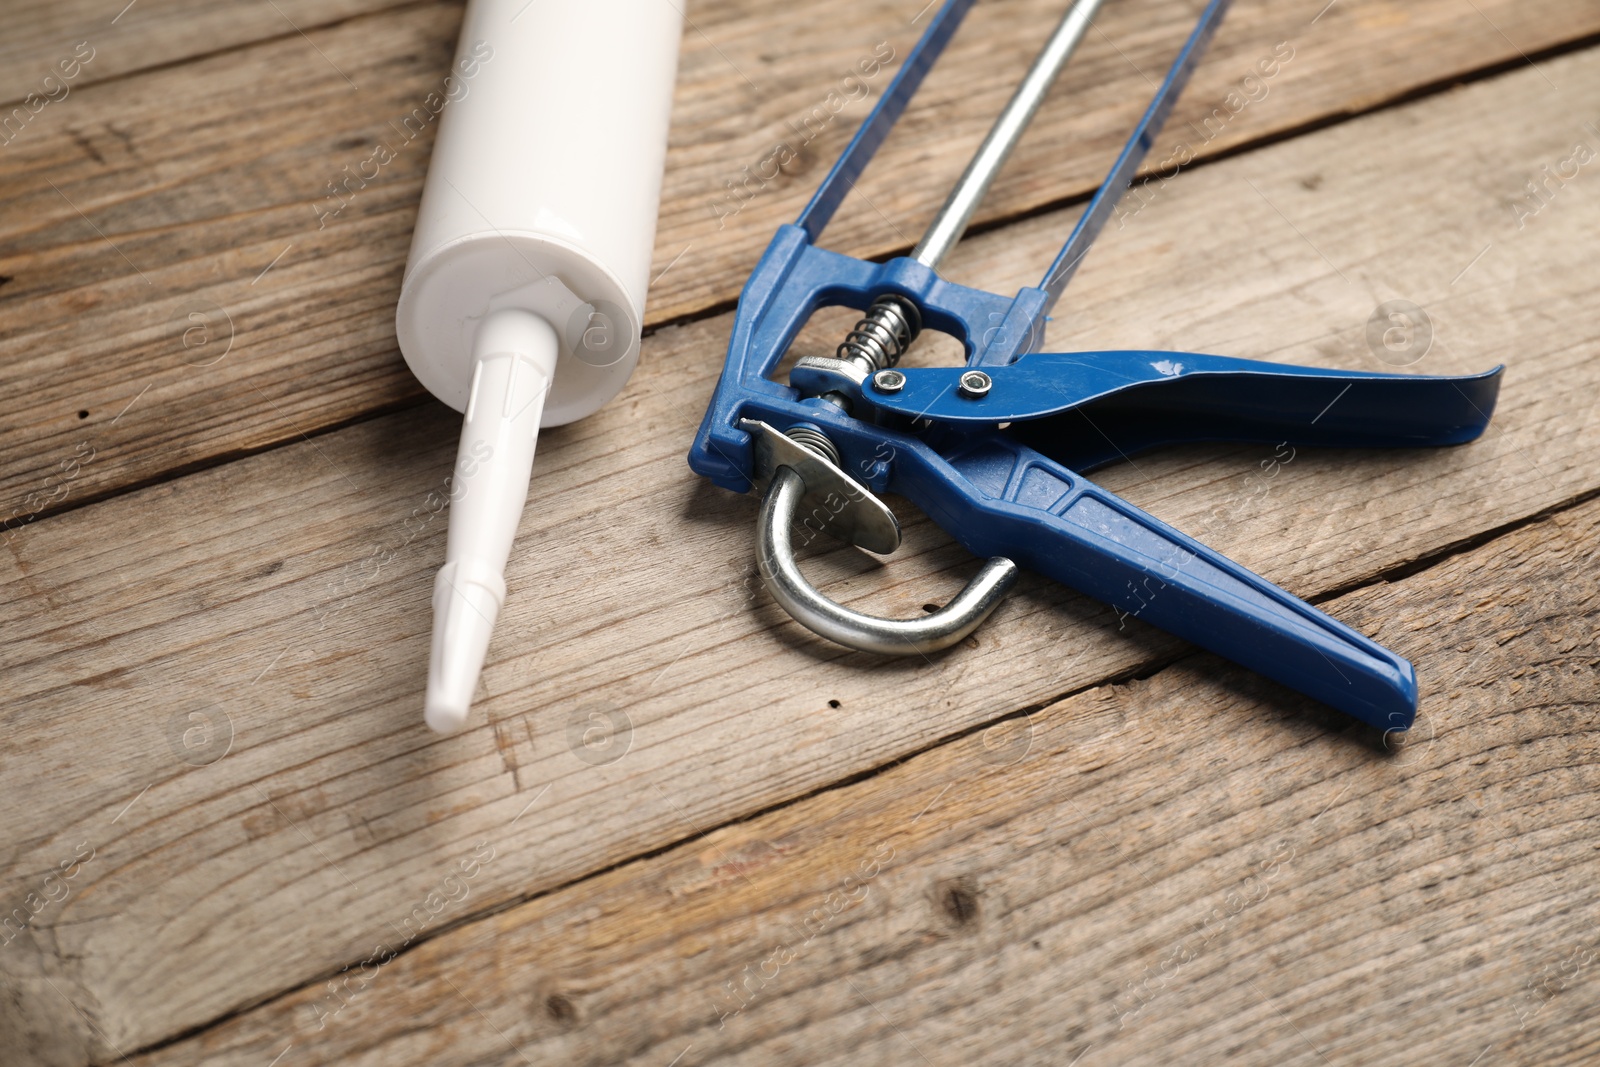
[829, 0, 1109, 386]
[911, 0, 1109, 269]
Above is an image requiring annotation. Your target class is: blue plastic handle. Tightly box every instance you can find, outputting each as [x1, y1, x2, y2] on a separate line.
[907, 431, 1419, 728]
[833, 350, 1503, 472]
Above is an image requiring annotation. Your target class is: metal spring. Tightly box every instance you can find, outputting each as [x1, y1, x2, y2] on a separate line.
[782, 424, 841, 466]
[836, 294, 922, 375]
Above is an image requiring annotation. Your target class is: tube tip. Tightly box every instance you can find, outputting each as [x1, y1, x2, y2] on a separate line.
[424, 696, 473, 735]
[421, 309, 557, 735]
[425, 562, 503, 734]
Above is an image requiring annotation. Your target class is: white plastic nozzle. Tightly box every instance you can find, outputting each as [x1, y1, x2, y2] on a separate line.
[398, 0, 681, 732]
[424, 308, 558, 733]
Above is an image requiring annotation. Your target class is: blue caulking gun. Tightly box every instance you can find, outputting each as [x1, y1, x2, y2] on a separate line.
[687, 0, 1501, 731]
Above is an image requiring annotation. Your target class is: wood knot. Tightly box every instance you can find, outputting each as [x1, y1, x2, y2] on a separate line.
[935, 875, 980, 928]
[544, 992, 578, 1027]
[782, 142, 819, 178]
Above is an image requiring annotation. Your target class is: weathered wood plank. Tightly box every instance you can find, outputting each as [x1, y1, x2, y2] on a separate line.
[4, 41, 1600, 1065]
[134, 478, 1600, 1067]
[3, 0, 1597, 529]
[0, 0, 417, 106]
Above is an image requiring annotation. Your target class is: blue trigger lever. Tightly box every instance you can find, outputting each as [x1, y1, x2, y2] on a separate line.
[687, 0, 1501, 732]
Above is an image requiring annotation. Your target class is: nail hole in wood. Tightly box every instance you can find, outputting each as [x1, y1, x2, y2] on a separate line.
[936, 875, 980, 927]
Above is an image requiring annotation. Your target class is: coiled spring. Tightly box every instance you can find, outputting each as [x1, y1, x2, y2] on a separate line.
[836, 294, 922, 376]
[782, 424, 842, 466]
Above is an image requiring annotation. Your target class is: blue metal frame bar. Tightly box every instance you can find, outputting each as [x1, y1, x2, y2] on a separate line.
[795, 0, 977, 240]
[1040, 0, 1233, 308]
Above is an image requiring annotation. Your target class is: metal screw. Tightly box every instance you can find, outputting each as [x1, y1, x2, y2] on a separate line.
[873, 369, 907, 394]
[958, 370, 992, 398]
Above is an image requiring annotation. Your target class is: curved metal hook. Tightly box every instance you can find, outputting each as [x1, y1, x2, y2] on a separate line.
[757, 467, 1018, 655]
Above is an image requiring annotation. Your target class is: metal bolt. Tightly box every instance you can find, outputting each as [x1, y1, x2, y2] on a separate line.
[958, 370, 992, 398]
[873, 368, 907, 394]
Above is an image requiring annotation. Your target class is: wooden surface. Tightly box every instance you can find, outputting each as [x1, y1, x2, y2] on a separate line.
[138, 491, 1600, 1067]
[1, 2, 1596, 1065]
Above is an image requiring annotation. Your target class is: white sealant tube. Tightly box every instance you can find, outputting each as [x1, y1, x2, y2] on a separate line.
[396, 0, 683, 733]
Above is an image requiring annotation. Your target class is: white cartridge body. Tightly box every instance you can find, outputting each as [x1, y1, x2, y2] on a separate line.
[396, 0, 682, 733]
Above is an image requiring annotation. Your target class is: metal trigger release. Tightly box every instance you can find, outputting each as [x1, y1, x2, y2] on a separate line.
[743, 419, 1018, 655]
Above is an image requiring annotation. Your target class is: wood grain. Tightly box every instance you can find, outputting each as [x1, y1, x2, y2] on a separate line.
[3, 43, 1599, 1063]
[0, 0, 418, 106]
[134, 477, 1600, 1067]
[3, 0, 1597, 530]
